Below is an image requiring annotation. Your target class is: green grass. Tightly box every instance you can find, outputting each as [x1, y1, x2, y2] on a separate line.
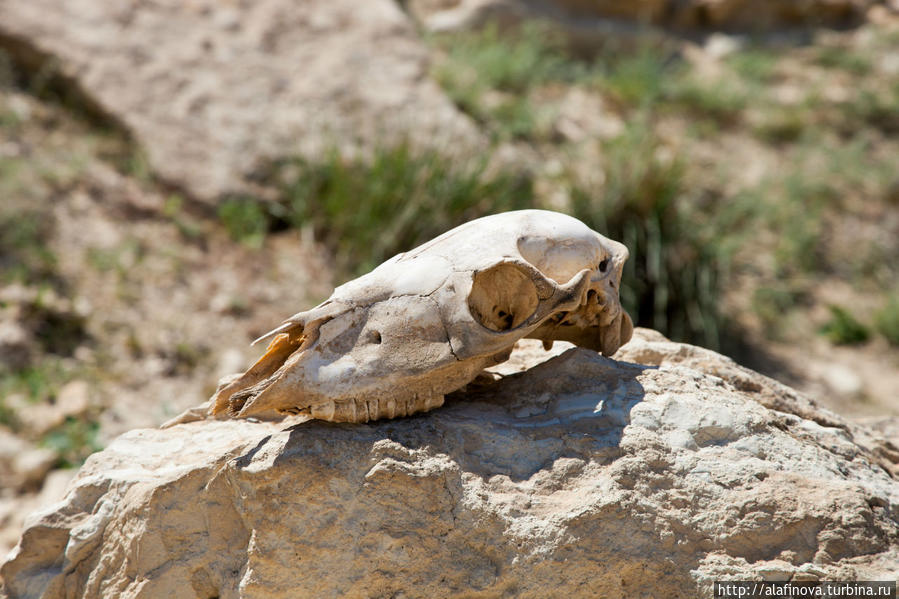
[727, 48, 779, 84]
[101, 143, 154, 183]
[594, 45, 776, 126]
[85, 238, 145, 277]
[430, 23, 588, 139]
[845, 83, 899, 134]
[753, 106, 810, 144]
[0, 49, 15, 88]
[430, 26, 788, 138]
[0, 338, 101, 468]
[162, 194, 204, 240]
[820, 305, 870, 345]
[0, 208, 58, 284]
[0, 360, 101, 467]
[273, 144, 534, 275]
[0, 106, 21, 129]
[814, 45, 873, 75]
[594, 46, 670, 107]
[876, 295, 899, 346]
[663, 73, 748, 126]
[752, 285, 808, 335]
[0, 360, 72, 427]
[41, 418, 102, 468]
[776, 176, 833, 274]
[432, 23, 579, 95]
[487, 96, 543, 140]
[219, 196, 269, 248]
[734, 153, 851, 332]
[732, 138, 849, 282]
[0, 361, 71, 403]
[569, 117, 728, 347]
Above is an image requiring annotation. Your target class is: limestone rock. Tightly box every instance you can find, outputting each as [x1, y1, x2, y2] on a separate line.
[3, 330, 898, 598]
[0, 0, 483, 201]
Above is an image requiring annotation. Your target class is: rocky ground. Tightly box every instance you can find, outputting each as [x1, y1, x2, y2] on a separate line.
[1, 0, 898, 568]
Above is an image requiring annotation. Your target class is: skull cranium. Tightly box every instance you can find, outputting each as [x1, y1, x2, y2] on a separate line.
[211, 210, 633, 422]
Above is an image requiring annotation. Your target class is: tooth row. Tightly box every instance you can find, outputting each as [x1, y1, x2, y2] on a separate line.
[309, 394, 445, 423]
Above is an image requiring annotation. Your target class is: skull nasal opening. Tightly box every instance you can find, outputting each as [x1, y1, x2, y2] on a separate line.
[468, 263, 540, 332]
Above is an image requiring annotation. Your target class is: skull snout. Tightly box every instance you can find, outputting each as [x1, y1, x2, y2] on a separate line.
[586, 286, 620, 328]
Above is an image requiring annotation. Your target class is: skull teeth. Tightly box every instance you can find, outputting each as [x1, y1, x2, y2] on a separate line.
[304, 394, 446, 423]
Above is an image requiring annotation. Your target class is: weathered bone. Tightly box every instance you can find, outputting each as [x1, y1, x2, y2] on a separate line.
[211, 210, 633, 422]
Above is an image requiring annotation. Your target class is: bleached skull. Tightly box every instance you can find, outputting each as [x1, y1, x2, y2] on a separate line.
[211, 210, 633, 422]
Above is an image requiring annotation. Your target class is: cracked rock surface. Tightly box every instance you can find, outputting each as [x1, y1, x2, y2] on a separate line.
[2, 330, 898, 598]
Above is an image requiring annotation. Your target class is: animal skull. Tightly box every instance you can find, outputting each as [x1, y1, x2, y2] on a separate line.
[211, 210, 633, 422]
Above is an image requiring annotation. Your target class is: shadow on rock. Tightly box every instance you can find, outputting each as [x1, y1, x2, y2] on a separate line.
[275, 347, 647, 482]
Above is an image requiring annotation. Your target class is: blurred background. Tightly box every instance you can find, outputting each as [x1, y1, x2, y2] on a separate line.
[0, 0, 897, 553]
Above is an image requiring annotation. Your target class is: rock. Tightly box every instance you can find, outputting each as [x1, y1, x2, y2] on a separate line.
[3, 330, 898, 598]
[0, 0, 483, 202]
[410, 0, 873, 39]
[10, 380, 93, 438]
[0, 469, 77, 559]
[0, 319, 32, 372]
[704, 32, 743, 59]
[0, 428, 56, 492]
[553, 87, 624, 143]
[821, 364, 864, 397]
[857, 416, 899, 450]
[54, 381, 92, 420]
[0, 284, 88, 359]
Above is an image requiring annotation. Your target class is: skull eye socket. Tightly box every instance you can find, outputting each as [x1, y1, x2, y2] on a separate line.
[599, 258, 610, 273]
[468, 263, 539, 332]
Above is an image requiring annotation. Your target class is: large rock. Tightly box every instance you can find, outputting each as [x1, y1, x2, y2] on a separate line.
[0, 0, 483, 201]
[3, 330, 898, 598]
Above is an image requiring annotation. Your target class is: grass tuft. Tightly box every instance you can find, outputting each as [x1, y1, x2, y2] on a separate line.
[218, 197, 269, 248]
[274, 144, 535, 275]
[819, 305, 870, 345]
[569, 118, 728, 348]
[41, 418, 102, 468]
[0, 209, 57, 284]
[0, 360, 73, 428]
[430, 23, 586, 139]
[876, 295, 899, 346]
